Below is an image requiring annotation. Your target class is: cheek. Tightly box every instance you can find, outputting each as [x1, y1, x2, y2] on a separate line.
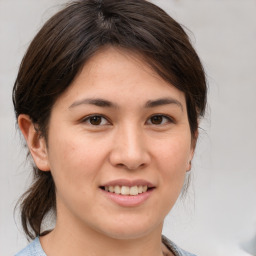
[154, 135, 192, 171]
[46, 137, 100, 211]
[46, 131, 110, 190]
[153, 135, 192, 197]
[47, 137, 87, 188]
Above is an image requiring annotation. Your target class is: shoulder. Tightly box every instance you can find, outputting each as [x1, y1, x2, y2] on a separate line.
[15, 237, 47, 256]
[162, 235, 197, 256]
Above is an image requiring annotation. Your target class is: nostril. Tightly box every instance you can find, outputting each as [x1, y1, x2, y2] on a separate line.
[117, 162, 146, 170]
[116, 163, 125, 168]
[109, 145, 151, 170]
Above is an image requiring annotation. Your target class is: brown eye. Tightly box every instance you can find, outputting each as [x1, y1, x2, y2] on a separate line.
[89, 116, 102, 125]
[82, 115, 109, 126]
[150, 115, 163, 125]
[147, 115, 173, 125]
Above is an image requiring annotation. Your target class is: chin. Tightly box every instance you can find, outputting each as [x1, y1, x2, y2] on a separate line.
[94, 218, 162, 240]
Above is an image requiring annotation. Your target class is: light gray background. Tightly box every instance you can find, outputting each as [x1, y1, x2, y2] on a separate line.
[1, 0, 256, 255]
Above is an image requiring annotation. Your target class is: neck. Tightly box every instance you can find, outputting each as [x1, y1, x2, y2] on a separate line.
[40, 218, 165, 256]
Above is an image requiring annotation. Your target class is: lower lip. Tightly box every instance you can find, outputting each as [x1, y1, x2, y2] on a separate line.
[101, 189, 154, 207]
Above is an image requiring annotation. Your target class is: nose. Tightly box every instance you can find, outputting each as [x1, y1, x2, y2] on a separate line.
[109, 124, 151, 170]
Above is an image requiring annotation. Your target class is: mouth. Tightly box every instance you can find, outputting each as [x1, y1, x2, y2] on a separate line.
[99, 180, 155, 206]
[100, 185, 154, 196]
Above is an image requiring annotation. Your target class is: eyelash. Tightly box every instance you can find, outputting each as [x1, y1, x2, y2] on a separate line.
[81, 114, 174, 126]
[146, 114, 174, 126]
[81, 115, 111, 126]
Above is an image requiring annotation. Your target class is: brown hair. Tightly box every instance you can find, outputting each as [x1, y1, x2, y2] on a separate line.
[13, 0, 207, 240]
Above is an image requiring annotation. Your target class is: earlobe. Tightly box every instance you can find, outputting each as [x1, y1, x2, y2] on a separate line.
[186, 160, 192, 172]
[186, 129, 198, 172]
[18, 114, 50, 171]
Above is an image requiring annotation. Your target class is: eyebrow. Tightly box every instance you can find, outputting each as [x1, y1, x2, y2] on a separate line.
[145, 98, 183, 111]
[69, 98, 118, 109]
[69, 97, 183, 111]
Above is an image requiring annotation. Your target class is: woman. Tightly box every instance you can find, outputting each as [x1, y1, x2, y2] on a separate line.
[13, 0, 207, 255]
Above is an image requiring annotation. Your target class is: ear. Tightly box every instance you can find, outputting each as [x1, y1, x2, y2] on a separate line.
[186, 129, 199, 172]
[18, 114, 50, 171]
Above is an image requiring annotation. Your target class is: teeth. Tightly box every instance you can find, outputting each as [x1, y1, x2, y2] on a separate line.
[104, 185, 149, 196]
[114, 185, 121, 194]
[130, 186, 138, 196]
[121, 186, 130, 195]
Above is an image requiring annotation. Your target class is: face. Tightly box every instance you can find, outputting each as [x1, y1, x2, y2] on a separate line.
[43, 47, 195, 239]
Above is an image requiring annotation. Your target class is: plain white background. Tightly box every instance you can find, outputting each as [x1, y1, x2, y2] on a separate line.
[0, 0, 256, 255]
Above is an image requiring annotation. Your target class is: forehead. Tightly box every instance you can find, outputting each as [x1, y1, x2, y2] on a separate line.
[55, 47, 186, 108]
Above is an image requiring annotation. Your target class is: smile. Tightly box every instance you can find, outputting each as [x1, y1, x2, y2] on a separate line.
[103, 185, 149, 196]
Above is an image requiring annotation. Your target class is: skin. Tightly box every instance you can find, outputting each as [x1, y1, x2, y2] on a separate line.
[19, 47, 196, 256]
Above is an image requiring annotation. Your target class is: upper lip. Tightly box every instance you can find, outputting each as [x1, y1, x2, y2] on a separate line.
[101, 179, 155, 188]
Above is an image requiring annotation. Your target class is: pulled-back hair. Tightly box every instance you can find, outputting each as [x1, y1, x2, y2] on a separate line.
[13, 0, 207, 240]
